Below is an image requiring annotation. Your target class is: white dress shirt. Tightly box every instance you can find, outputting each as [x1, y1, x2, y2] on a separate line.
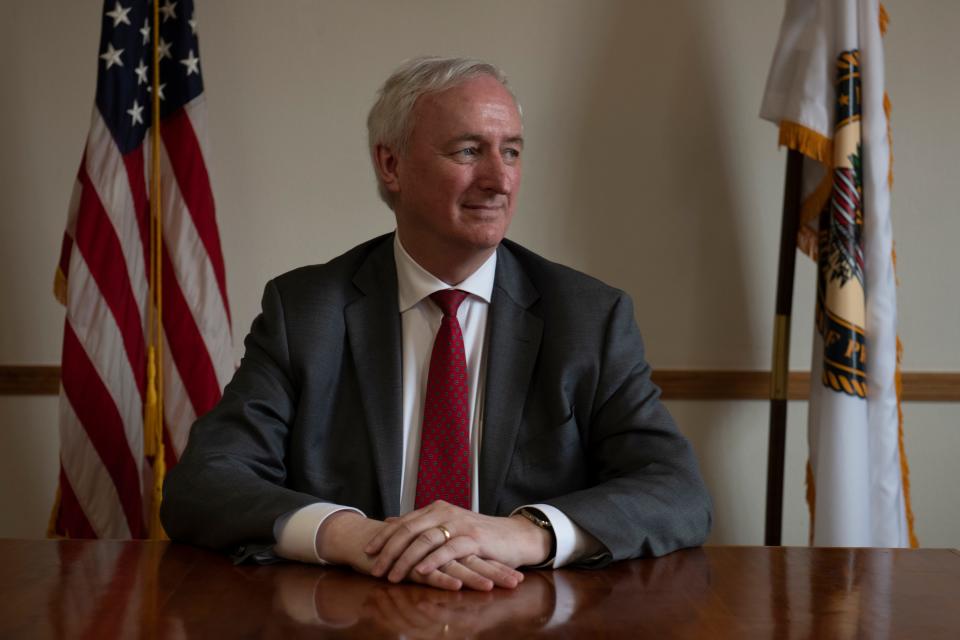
[273, 234, 600, 567]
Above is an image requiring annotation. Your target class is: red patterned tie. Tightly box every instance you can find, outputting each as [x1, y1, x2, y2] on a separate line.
[415, 289, 471, 510]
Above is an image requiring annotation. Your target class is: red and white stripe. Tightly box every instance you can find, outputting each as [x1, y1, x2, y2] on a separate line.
[53, 94, 231, 539]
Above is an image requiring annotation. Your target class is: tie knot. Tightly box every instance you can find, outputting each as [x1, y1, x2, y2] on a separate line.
[430, 289, 468, 317]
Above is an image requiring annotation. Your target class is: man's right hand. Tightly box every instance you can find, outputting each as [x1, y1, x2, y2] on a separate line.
[317, 511, 522, 592]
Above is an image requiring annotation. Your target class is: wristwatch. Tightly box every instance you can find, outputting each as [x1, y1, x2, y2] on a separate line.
[517, 507, 557, 564]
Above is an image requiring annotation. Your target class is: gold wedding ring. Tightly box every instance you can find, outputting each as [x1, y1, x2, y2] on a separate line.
[436, 524, 451, 542]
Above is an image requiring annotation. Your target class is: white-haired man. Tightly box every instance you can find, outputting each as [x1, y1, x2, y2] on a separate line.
[162, 57, 711, 591]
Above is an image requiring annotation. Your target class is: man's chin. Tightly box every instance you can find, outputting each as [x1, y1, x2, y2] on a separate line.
[458, 214, 511, 242]
[462, 226, 509, 253]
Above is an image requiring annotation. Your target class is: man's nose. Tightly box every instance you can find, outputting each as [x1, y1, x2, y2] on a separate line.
[477, 153, 512, 193]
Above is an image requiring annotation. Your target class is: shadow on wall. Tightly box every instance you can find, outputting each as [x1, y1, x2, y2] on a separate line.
[560, 0, 759, 544]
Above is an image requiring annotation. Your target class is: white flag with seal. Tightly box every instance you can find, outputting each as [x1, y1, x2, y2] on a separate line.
[760, 0, 916, 547]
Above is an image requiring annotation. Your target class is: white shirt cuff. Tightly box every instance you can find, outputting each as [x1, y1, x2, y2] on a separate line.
[512, 503, 604, 568]
[273, 503, 365, 564]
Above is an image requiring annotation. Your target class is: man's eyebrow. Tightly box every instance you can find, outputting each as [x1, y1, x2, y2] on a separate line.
[447, 134, 525, 146]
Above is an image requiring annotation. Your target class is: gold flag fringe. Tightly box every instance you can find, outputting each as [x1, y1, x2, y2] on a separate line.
[884, 93, 894, 187]
[145, 0, 168, 540]
[149, 434, 167, 539]
[880, 14, 917, 543]
[777, 120, 834, 260]
[46, 485, 63, 538]
[797, 228, 818, 261]
[778, 120, 833, 165]
[796, 173, 833, 260]
[880, 8, 916, 547]
[893, 244, 900, 286]
[896, 336, 918, 548]
[53, 268, 68, 306]
[805, 461, 816, 546]
[144, 349, 159, 458]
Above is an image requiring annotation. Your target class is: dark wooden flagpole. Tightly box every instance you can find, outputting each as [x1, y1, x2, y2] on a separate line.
[764, 148, 804, 546]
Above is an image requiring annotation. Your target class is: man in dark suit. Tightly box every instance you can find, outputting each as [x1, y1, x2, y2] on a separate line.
[161, 57, 711, 591]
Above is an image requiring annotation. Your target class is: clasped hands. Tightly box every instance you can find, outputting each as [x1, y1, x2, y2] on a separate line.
[318, 501, 553, 591]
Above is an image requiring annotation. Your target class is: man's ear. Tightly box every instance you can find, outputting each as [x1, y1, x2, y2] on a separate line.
[373, 144, 401, 195]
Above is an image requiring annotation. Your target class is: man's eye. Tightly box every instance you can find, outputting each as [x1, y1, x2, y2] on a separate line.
[455, 147, 479, 158]
[503, 148, 521, 160]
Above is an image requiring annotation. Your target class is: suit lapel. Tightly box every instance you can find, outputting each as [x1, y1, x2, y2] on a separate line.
[479, 243, 542, 514]
[345, 237, 403, 517]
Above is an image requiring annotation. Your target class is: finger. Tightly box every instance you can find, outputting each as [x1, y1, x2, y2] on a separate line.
[364, 504, 439, 555]
[478, 557, 525, 581]
[440, 560, 494, 592]
[365, 500, 459, 556]
[364, 516, 408, 555]
[370, 521, 435, 576]
[365, 512, 438, 561]
[459, 555, 523, 589]
[386, 527, 465, 583]
[410, 566, 462, 591]
[413, 536, 481, 576]
[364, 517, 412, 556]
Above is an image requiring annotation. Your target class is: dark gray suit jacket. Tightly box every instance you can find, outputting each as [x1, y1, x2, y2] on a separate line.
[161, 234, 711, 563]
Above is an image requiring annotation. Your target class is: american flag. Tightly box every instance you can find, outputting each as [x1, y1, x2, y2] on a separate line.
[51, 0, 232, 538]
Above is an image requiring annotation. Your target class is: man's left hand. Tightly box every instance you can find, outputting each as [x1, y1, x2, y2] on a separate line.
[363, 501, 553, 583]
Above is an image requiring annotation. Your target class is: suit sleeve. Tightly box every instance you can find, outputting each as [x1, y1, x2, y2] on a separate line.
[161, 279, 327, 554]
[541, 292, 712, 563]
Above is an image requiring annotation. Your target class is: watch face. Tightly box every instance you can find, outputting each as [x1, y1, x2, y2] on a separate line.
[522, 509, 550, 529]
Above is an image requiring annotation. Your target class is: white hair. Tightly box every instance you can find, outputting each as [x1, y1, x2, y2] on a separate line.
[366, 56, 519, 206]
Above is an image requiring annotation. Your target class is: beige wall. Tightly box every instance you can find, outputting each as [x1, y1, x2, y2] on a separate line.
[1, 0, 957, 546]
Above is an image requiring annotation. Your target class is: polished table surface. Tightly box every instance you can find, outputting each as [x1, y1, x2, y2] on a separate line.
[2, 540, 959, 638]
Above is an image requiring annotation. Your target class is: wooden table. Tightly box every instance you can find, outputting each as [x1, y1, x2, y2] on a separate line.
[2, 541, 958, 638]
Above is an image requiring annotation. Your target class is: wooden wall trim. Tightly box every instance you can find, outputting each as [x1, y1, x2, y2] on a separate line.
[0, 365, 60, 396]
[653, 370, 960, 402]
[1, 365, 959, 402]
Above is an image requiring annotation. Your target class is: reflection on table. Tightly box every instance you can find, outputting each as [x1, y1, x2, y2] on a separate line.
[3, 540, 958, 638]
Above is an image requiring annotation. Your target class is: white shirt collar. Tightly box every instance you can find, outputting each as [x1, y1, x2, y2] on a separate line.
[394, 232, 497, 313]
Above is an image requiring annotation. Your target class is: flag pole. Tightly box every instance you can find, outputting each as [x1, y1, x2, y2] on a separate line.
[145, 0, 167, 540]
[764, 148, 803, 546]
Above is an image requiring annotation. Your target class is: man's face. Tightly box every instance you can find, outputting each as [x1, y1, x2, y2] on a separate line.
[386, 74, 523, 264]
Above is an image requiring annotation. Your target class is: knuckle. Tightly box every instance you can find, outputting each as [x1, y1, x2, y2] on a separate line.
[431, 546, 452, 564]
[455, 538, 478, 554]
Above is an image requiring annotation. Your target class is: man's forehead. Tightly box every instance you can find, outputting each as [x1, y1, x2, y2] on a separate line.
[419, 75, 518, 113]
[412, 77, 522, 136]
